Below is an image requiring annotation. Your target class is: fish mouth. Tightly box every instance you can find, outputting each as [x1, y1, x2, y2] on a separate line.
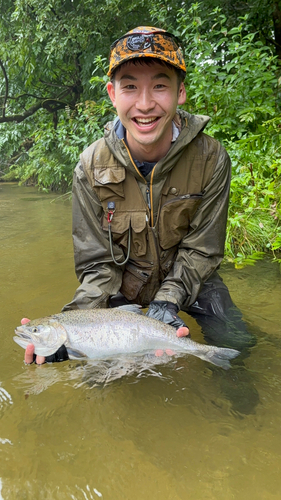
[14, 322, 68, 357]
[14, 326, 32, 341]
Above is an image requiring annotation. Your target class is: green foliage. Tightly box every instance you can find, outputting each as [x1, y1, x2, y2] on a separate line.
[175, 4, 279, 141]
[2, 54, 115, 189]
[225, 118, 281, 266]
[6, 95, 115, 190]
[151, 2, 281, 266]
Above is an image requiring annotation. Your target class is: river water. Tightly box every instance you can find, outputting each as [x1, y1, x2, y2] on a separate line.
[1, 182, 281, 499]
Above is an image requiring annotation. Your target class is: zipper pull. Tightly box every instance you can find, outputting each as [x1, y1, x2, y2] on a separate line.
[146, 183, 151, 210]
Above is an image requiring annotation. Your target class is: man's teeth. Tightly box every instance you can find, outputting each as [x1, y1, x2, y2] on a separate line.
[135, 118, 157, 125]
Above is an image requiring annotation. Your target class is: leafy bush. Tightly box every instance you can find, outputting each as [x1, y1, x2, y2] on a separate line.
[160, 3, 281, 265]
[4, 97, 115, 191]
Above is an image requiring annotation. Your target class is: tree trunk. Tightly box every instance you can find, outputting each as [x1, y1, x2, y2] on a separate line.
[273, 1, 281, 59]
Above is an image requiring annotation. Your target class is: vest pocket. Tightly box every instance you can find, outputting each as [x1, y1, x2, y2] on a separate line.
[120, 262, 152, 301]
[102, 210, 148, 257]
[158, 194, 203, 250]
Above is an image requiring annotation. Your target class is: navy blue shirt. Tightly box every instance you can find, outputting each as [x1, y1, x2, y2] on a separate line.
[115, 119, 156, 177]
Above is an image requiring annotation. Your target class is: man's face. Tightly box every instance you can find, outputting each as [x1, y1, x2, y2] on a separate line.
[107, 61, 186, 161]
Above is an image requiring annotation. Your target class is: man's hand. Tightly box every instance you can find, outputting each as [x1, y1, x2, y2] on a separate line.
[176, 326, 190, 337]
[21, 318, 46, 365]
[24, 343, 46, 365]
[147, 302, 190, 359]
[146, 300, 190, 333]
[155, 326, 190, 357]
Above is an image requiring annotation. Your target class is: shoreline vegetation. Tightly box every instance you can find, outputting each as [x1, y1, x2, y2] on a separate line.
[0, 2, 280, 267]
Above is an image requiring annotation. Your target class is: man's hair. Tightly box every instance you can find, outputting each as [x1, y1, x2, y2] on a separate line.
[110, 57, 186, 91]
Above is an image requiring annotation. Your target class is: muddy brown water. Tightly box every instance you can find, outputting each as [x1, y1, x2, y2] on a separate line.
[1, 182, 281, 499]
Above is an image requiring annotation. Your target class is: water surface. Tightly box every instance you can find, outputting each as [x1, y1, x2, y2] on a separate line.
[1, 183, 281, 499]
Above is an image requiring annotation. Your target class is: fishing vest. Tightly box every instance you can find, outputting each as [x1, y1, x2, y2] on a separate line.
[81, 132, 221, 305]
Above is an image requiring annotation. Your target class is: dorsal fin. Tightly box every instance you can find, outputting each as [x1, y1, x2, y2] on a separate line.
[116, 304, 143, 315]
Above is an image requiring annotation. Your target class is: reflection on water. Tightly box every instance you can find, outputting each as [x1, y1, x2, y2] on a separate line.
[1, 183, 281, 499]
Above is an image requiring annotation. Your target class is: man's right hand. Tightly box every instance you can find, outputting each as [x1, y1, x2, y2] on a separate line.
[24, 343, 46, 365]
[22, 318, 46, 365]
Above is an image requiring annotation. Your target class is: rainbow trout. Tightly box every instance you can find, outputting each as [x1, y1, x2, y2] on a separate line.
[14, 306, 240, 369]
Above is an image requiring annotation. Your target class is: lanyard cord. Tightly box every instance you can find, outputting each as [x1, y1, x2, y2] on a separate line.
[107, 209, 131, 266]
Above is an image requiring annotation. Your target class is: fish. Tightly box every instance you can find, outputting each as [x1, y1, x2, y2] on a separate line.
[14, 305, 240, 369]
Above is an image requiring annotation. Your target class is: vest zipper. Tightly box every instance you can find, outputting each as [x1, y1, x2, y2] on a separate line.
[161, 193, 203, 208]
[149, 166, 156, 225]
[121, 138, 156, 226]
[146, 182, 151, 210]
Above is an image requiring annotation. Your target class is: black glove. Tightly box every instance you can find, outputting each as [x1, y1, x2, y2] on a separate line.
[146, 301, 188, 330]
[31, 345, 69, 364]
[45, 345, 69, 363]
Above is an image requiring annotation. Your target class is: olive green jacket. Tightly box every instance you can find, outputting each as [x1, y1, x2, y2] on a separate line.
[64, 109, 231, 311]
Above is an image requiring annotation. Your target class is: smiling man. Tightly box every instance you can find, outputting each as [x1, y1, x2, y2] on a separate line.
[106, 61, 186, 162]
[25, 26, 255, 365]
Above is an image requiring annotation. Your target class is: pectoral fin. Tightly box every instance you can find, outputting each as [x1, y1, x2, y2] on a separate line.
[116, 304, 143, 315]
[66, 348, 88, 359]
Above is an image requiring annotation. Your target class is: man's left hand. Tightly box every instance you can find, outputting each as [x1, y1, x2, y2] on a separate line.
[146, 300, 190, 334]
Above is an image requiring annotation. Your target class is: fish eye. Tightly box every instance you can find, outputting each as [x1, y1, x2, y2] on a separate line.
[32, 327, 38, 333]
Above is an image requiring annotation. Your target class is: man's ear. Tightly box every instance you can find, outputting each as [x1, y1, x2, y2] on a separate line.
[177, 82, 186, 106]
[107, 82, 116, 107]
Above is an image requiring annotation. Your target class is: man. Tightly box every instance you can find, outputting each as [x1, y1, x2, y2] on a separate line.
[25, 26, 254, 365]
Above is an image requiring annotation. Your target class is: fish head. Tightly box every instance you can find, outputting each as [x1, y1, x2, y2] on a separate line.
[14, 317, 67, 357]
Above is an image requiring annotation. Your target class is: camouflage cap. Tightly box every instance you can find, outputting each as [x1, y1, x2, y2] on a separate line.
[108, 26, 186, 77]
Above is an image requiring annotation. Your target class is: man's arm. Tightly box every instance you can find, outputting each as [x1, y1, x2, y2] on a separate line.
[63, 162, 124, 311]
[154, 145, 231, 309]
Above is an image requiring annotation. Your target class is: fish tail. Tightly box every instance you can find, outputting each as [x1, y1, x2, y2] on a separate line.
[202, 347, 240, 370]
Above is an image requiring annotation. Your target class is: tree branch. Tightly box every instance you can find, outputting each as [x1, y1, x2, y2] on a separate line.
[38, 79, 73, 89]
[0, 92, 43, 100]
[0, 99, 71, 123]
